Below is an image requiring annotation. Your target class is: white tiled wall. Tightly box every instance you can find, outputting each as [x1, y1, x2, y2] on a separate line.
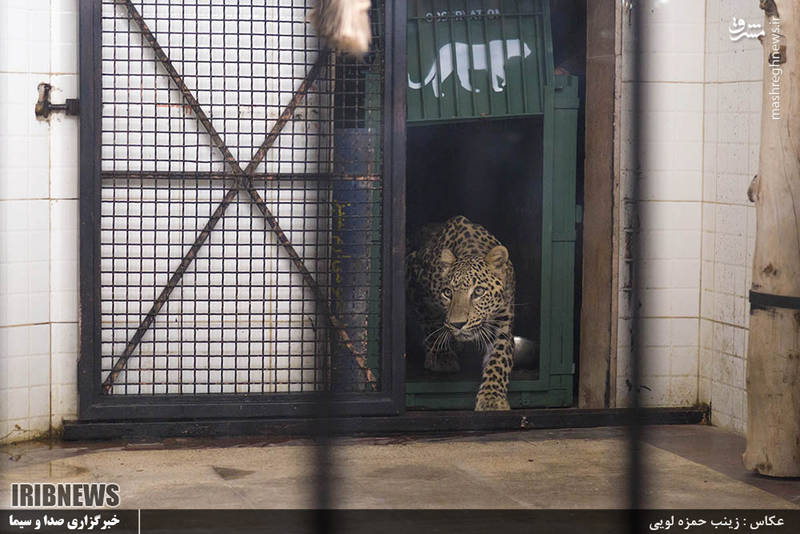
[618, 0, 706, 409]
[700, 0, 762, 434]
[617, 0, 763, 434]
[0, 0, 80, 443]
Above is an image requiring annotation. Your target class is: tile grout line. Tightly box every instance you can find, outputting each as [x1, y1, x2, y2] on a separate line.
[697, 0, 709, 408]
[47, 0, 54, 437]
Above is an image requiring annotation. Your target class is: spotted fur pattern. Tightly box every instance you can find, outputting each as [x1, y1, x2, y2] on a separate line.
[407, 216, 515, 411]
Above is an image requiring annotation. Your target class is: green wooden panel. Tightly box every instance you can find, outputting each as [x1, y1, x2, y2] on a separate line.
[549, 242, 575, 376]
[407, 0, 550, 123]
[553, 74, 580, 109]
[537, 84, 555, 395]
[407, 379, 549, 394]
[405, 389, 569, 410]
[548, 77, 578, 388]
[551, 75, 579, 242]
[406, 379, 568, 409]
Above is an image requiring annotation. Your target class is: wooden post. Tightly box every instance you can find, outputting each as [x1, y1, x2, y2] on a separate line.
[742, 0, 800, 477]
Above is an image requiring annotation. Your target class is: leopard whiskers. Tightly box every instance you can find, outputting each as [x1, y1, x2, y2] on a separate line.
[426, 326, 452, 353]
[480, 322, 501, 341]
[436, 329, 453, 352]
[477, 328, 491, 353]
[476, 324, 497, 353]
[424, 326, 445, 344]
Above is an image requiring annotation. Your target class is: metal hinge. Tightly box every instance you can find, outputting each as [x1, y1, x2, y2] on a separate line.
[35, 83, 80, 119]
[576, 204, 583, 225]
[749, 290, 800, 311]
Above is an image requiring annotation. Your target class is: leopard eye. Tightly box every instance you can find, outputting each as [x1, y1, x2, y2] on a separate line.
[442, 288, 453, 299]
[473, 287, 486, 297]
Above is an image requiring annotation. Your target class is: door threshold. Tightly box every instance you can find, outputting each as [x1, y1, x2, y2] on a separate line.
[62, 407, 707, 441]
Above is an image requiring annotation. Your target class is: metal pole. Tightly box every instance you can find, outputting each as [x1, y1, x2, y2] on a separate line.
[628, 0, 645, 527]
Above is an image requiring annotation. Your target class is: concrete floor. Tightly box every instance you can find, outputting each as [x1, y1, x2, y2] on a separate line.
[1, 425, 798, 509]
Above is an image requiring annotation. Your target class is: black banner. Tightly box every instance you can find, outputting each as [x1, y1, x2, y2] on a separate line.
[3, 510, 799, 534]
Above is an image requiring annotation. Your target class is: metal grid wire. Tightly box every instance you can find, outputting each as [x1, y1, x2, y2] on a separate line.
[98, 0, 384, 395]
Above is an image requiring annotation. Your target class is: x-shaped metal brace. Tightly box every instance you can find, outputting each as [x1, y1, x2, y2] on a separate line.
[102, 0, 377, 393]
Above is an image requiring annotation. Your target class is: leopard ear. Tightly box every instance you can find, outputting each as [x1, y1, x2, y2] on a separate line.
[485, 245, 508, 272]
[440, 248, 456, 266]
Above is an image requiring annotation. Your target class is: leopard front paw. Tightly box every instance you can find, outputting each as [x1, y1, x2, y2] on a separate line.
[474, 392, 510, 411]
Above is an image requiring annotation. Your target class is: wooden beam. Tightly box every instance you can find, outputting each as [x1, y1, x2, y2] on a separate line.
[579, 0, 621, 408]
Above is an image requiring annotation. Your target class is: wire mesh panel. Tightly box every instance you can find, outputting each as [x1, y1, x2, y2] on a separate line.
[90, 0, 387, 404]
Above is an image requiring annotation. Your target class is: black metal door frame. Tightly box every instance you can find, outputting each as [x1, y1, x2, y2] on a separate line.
[78, 0, 407, 421]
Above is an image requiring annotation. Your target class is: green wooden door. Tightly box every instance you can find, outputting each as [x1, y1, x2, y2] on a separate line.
[405, 0, 579, 409]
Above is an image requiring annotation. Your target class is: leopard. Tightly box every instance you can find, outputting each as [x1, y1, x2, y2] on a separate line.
[407, 215, 515, 411]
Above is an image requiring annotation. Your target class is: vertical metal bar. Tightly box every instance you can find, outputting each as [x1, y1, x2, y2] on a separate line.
[541, 0, 555, 88]
[515, 6, 529, 114]
[78, 0, 103, 416]
[479, 4, 494, 116]
[312, 358, 333, 531]
[431, 2, 444, 118]
[629, 0, 645, 526]
[445, 0, 460, 117]
[463, 0, 478, 116]
[388, 0, 408, 405]
[498, 2, 511, 114]
[315, 3, 335, 525]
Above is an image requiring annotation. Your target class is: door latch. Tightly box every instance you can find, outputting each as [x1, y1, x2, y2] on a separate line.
[35, 83, 79, 119]
[625, 0, 635, 26]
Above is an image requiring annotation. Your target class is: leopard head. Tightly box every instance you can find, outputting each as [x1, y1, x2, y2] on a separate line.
[438, 245, 510, 342]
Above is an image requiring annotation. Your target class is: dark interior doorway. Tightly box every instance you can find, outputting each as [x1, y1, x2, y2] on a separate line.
[405, 118, 544, 381]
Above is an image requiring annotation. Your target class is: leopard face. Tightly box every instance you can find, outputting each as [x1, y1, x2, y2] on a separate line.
[438, 246, 510, 343]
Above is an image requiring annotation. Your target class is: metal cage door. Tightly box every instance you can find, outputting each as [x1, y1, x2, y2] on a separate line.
[78, 0, 406, 420]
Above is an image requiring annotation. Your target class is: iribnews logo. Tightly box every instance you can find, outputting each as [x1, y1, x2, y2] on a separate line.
[10, 483, 120, 508]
